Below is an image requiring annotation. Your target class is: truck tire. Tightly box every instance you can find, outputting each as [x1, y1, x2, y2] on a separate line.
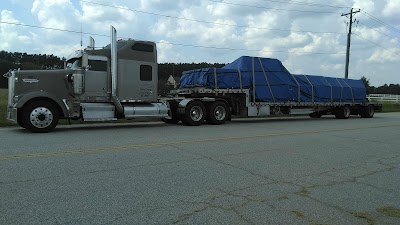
[360, 105, 374, 118]
[207, 101, 230, 125]
[183, 101, 206, 126]
[21, 101, 59, 133]
[17, 111, 26, 128]
[309, 112, 322, 118]
[161, 116, 180, 124]
[335, 105, 351, 119]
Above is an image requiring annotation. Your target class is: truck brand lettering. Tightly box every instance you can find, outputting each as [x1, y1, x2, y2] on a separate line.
[22, 78, 39, 83]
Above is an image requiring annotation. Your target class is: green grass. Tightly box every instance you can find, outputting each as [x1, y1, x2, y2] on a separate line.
[381, 102, 400, 112]
[0, 89, 13, 127]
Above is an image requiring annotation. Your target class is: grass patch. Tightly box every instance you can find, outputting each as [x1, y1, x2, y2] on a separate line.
[381, 102, 400, 113]
[297, 187, 310, 196]
[0, 89, 13, 127]
[352, 212, 376, 225]
[277, 195, 289, 200]
[377, 206, 400, 217]
[291, 210, 305, 218]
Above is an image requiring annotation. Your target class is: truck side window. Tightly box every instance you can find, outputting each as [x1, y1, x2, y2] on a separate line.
[132, 43, 154, 52]
[88, 60, 107, 72]
[140, 65, 152, 81]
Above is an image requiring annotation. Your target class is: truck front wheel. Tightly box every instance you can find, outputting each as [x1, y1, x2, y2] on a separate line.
[183, 101, 206, 126]
[22, 101, 59, 133]
[207, 101, 229, 125]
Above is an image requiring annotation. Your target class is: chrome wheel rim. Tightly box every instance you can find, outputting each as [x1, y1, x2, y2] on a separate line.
[344, 107, 350, 117]
[190, 106, 203, 122]
[30, 107, 53, 128]
[214, 106, 226, 121]
[368, 107, 374, 116]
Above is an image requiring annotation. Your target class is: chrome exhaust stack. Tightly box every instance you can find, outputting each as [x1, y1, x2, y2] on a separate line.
[88, 36, 95, 50]
[110, 25, 124, 117]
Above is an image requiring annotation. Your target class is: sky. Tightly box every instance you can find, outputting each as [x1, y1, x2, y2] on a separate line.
[0, 0, 399, 86]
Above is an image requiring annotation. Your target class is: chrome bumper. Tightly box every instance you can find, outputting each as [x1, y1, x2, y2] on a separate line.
[7, 107, 17, 124]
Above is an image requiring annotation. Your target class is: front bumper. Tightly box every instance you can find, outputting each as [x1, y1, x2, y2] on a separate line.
[7, 107, 17, 124]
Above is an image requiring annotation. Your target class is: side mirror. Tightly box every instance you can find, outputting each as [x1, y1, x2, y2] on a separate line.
[82, 53, 88, 69]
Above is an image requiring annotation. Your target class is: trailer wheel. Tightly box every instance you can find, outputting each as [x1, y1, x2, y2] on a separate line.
[207, 101, 230, 125]
[21, 101, 59, 133]
[183, 101, 206, 126]
[335, 105, 351, 119]
[360, 105, 374, 118]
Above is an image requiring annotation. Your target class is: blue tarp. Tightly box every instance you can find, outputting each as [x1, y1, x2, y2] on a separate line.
[180, 56, 367, 103]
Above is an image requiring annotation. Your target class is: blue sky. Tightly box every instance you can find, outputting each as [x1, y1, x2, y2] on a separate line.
[0, 0, 399, 86]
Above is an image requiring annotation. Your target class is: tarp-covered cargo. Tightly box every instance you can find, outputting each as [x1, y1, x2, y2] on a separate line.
[180, 56, 367, 103]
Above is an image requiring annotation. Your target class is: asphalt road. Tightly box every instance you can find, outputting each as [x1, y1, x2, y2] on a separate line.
[1, 113, 400, 225]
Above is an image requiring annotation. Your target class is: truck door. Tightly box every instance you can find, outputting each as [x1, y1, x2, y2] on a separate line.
[84, 55, 109, 98]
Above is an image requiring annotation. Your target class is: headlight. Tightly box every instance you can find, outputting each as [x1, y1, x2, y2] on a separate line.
[13, 96, 19, 103]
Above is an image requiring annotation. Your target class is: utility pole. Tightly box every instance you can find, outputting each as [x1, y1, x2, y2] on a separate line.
[341, 8, 360, 79]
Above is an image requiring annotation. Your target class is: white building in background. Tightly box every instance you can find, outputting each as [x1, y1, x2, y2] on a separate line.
[167, 75, 177, 88]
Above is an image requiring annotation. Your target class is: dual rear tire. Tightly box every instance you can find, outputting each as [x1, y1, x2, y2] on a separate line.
[360, 105, 374, 118]
[335, 105, 375, 119]
[182, 100, 230, 126]
[335, 105, 351, 119]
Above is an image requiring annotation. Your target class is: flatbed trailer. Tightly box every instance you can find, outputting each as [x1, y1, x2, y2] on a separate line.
[163, 87, 382, 125]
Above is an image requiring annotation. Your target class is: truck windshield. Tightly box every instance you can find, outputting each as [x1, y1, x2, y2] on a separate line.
[66, 58, 81, 69]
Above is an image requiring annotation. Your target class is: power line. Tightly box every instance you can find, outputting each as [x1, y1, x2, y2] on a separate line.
[79, 0, 344, 34]
[252, 0, 349, 9]
[362, 11, 400, 34]
[206, 0, 340, 14]
[353, 33, 400, 56]
[0, 21, 346, 55]
[358, 21, 400, 43]
[157, 41, 346, 55]
[0, 21, 109, 37]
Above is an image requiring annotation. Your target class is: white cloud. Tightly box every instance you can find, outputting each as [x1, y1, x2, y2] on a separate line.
[31, 0, 80, 30]
[353, 0, 375, 12]
[0, 10, 32, 50]
[382, 0, 400, 17]
[367, 48, 400, 63]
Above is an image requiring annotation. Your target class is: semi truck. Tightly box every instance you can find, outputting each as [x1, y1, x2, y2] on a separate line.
[4, 26, 381, 133]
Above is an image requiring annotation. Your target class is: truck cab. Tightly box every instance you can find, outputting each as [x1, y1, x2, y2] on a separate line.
[5, 26, 168, 133]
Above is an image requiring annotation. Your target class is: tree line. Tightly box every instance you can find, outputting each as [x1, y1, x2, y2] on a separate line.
[1, 51, 399, 95]
[361, 77, 400, 95]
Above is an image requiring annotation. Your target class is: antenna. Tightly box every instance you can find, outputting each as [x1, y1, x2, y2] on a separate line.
[80, 23, 83, 51]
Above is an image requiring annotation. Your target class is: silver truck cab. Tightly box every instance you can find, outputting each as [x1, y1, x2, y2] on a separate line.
[5, 26, 168, 133]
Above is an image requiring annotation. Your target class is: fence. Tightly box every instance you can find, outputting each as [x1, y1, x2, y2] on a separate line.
[367, 94, 400, 104]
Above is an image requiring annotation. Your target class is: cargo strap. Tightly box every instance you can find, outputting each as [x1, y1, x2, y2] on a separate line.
[342, 79, 355, 103]
[214, 68, 218, 92]
[303, 75, 314, 103]
[289, 73, 301, 102]
[258, 57, 275, 102]
[252, 57, 256, 101]
[238, 69, 243, 91]
[336, 78, 344, 102]
[324, 77, 333, 102]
